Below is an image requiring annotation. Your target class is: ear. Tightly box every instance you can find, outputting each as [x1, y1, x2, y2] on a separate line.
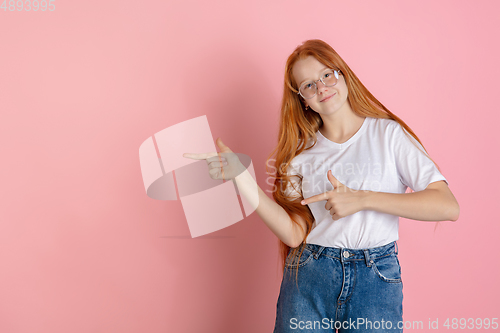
[299, 97, 308, 109]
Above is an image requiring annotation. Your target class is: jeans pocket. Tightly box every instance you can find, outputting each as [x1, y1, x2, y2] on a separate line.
[371, 254, 402, 283]
[284, 247, 314, 269]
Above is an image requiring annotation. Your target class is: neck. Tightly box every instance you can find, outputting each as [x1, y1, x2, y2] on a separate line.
[319, 106, 366, 144]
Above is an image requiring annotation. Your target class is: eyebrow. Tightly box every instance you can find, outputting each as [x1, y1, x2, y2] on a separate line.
[298, 66, 330, 87]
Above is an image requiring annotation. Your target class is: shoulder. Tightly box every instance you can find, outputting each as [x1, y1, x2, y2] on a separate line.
[286, 134, 318, 167]
[365, 117, 401, 140]
[286, 156, 302, 175]
[373, 118, 412, 139]
[386, 120, 427, 152]
[362, 116, 398, 130]
[370, 117, 400, 131]
[366, 118, 421, 153]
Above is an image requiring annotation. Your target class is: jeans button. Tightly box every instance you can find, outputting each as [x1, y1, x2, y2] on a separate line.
[343, 251, 350, 258]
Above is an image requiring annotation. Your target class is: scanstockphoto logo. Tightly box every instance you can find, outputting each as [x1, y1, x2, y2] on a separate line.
[289, 317, 420, 330]
[139, 116, 259, 238]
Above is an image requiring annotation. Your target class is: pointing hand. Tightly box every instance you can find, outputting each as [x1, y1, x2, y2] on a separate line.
[183, 138, 246, 180]
[300, 170, 366, 221]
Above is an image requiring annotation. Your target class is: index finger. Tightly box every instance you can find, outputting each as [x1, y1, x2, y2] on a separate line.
[183, 152, 220, 160]
[301, 192, 329, 205]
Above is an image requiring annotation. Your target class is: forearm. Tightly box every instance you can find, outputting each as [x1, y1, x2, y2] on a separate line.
[362, 189, 459, 222]
[232, 169, 303, 247]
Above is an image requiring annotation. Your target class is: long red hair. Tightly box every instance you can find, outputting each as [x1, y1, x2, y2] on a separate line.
[265, 39, 444, 275]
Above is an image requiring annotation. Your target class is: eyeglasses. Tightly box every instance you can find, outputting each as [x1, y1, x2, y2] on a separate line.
[297, 69, 341, 99]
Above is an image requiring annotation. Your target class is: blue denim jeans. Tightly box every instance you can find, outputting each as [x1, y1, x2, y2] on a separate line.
[273, 241, 403, 332]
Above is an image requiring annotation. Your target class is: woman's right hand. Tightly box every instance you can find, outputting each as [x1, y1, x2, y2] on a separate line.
[182, 138, 246, 180]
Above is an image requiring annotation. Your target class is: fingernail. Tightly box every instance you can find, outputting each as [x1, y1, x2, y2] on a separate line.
[301, 200, 305, 205]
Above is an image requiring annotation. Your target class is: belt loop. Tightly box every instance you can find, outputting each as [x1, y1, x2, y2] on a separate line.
[314, 246, 325, 259]
[394, 241, 398, 255]
[363, 249, 372, 267]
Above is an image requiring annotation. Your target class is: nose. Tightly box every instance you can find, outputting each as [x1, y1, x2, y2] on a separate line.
[316, 80, 328, 94]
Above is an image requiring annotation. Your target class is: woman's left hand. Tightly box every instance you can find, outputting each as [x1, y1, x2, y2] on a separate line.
[300, 170, 367, 221]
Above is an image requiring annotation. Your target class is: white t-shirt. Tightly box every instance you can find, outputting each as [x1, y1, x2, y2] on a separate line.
[284, 116, 448, 249]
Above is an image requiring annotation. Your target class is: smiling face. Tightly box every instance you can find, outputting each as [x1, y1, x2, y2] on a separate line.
[292, 55, 350, 116]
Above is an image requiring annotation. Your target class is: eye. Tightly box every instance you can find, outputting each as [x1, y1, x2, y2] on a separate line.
[304, 83, 313, 89]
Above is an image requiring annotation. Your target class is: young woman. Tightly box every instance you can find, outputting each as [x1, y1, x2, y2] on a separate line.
[184, 39, 459, 332]
[267, 39, 459, 332]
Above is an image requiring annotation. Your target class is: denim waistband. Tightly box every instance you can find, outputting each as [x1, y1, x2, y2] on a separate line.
[302, 241, 398, 263]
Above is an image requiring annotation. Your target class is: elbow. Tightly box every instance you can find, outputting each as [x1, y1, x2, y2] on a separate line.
[288, 237, 304, 249]
[449, 202, 460, 222]
[288, 232, 306, 248]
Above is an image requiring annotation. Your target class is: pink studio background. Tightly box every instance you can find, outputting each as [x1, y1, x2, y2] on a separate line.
[1, 0, 498, 332]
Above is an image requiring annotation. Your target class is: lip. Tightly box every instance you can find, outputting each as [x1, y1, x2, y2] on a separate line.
[320, 93, 335, 102]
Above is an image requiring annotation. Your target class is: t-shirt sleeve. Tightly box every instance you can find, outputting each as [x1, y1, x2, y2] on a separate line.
[392, 123, 449, 192]
[283, 162, 303, 201]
